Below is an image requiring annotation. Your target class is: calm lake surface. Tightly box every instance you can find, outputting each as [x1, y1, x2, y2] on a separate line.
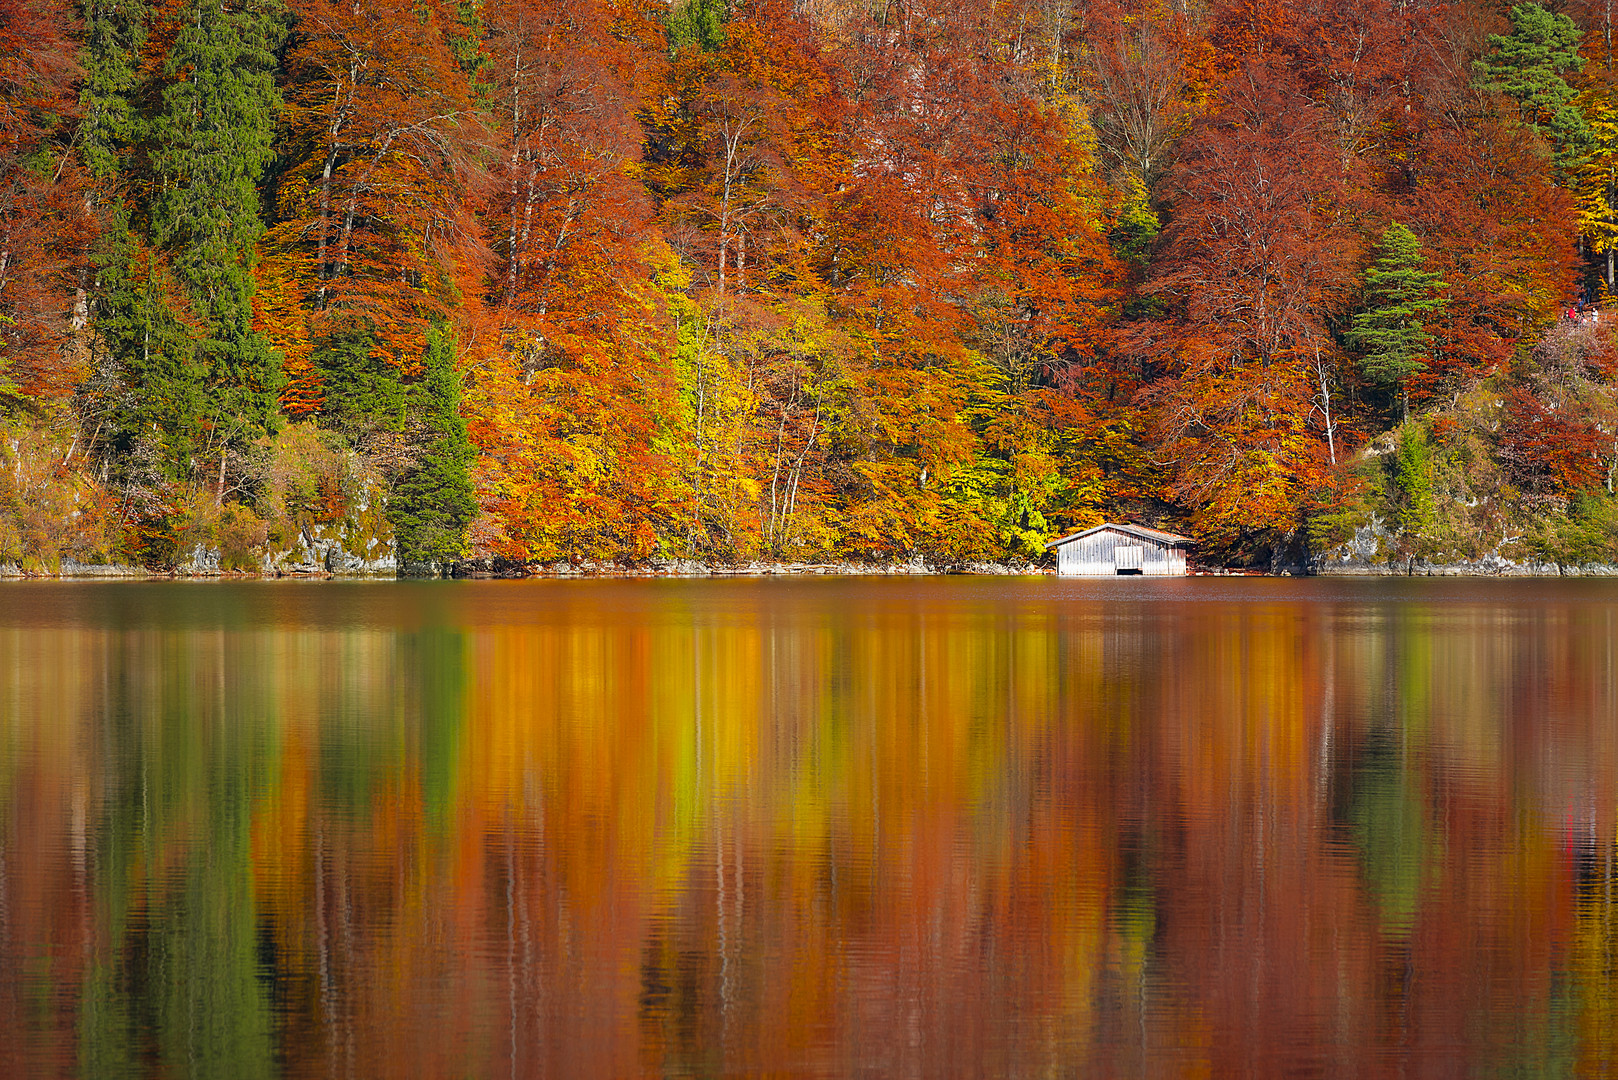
[2, 577, 1617, 1077]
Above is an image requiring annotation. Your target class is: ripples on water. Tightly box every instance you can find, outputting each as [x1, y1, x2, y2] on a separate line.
[0, 578, 1616, 1077]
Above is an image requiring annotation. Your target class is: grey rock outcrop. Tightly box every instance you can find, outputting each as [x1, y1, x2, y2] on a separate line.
[262, 522, 396, 576]
[1312, 514, 1618, 576]
[1313, 515, 1392, 574]
[58, 557, 148, 578]
[177, 544, 222, 575]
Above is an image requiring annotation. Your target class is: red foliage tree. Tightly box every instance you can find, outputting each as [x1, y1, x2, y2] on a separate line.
[1146, 64, 1352, 546]
[461, 0, 689, 560]
[1078, 0, 1219, 191]
[1386, 0, 1575, 399]
[0, 0, 95, 403]
[1499, 386, 1605, 501]
[483, 0, 660, 323]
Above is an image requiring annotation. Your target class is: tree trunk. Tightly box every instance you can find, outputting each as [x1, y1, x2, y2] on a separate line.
[1315, 346, 1336, 466]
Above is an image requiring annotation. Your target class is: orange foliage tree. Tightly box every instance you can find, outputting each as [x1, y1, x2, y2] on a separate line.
[462, 0, 684, 561]
[268, 0, 485, 390]
[1146, 64, 1351, 550]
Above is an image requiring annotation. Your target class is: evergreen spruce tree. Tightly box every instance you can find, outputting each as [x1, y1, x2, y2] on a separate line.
[1473, 3, 1591, 180]
[313, 332, 408, 436]
[389, 328, 476, 569]
[152, 0, 285, 453]
[1348, 223, 1447, 421]
[79, 0, 147, 182]
[94, 230, 205, 484]
[80, 0, 206, 488]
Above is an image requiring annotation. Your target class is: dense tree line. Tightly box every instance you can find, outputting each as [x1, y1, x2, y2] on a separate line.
[1, 0, 1617, 569]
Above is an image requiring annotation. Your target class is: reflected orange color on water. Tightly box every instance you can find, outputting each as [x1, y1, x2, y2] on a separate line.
[1, 579, 1617, 1076]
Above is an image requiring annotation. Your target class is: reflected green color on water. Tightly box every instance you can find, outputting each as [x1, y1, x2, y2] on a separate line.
[1, 578, 1616, 1076]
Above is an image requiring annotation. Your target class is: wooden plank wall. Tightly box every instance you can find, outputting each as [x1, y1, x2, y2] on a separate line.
[1055, 528, 1187, 576]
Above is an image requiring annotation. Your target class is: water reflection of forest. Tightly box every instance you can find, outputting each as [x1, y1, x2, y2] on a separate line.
[0, 582, 1615, 1076]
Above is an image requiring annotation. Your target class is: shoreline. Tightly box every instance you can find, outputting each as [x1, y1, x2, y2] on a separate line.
[1, 559, 1053, 581]
[9, 559, 1618, 580]
[1310, 556, 1618, 577]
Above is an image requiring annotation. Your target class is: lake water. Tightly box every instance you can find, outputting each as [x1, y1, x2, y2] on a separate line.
[1, 577, 1616, 1077]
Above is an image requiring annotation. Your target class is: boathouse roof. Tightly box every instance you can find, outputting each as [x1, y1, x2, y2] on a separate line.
[1044, 522, 1196, 551]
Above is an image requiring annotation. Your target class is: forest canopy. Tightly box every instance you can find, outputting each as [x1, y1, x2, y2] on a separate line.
[2, 0, 1617, 571]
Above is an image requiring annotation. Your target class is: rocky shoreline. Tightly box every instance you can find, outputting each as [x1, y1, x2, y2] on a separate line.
[1, 557, 1053, 580]
[7, 515, 1618, 580]
[1305, 514, 1618, 577]
[1312, 558, 1618, 576]
[9, 558, 1618, 579]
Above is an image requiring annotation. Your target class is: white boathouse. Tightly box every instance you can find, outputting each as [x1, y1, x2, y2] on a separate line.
[1045, 523, 1194, 576]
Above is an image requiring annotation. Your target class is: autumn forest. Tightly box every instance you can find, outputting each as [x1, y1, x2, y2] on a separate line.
[3, 0, 1618, 570]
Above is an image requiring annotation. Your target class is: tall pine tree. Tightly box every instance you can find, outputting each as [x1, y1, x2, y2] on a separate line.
[1473, 3, 1591, 182]
[79, 0, 146, 183]
[389, 327, 475, 569]
[1348, 223, 1447, 421]
[80, 0, 206, 490]
[93, 232, 205, 486]
[152, 0, 285, 456]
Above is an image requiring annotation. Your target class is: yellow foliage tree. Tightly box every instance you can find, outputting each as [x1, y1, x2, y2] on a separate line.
[1577, 76, 1618, 291]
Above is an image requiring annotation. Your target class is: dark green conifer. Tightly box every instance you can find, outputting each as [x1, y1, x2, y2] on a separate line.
[80, 0, 205, 488]
[93, 229, 205, 483]
[389, 328, 476, 568]
[79, 0, 147, 182]
[82, 0, 197, 488]
[1348, 223, 1447, 421]
[667, 0, 726, 53]
[313, 332, 408, 436]
[1472, 3, 1591, 180]
[152, 0, 285, 447]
